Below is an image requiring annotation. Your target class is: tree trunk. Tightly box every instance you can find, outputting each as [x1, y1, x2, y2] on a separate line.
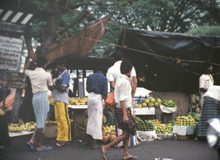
[37, 4, 62, 57]
[10, 88, 23, 123]
[19, 78, 35, 123]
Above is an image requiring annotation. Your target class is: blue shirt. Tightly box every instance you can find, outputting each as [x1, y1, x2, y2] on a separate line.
[86, 72, 108, 95]
[53, 70, 70, 104]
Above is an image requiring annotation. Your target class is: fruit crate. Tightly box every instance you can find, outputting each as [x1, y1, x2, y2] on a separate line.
[173, 126, 196, 136]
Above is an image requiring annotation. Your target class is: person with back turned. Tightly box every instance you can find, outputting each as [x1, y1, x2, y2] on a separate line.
[86, 66, 108, 149]
[25, 54, 53, 152]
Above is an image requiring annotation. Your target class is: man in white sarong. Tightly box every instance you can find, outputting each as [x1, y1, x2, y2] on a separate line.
[86, 66, 108, 149]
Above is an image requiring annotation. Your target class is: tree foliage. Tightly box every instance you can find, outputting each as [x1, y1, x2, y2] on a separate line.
[27, 0, 220, 57]
[184, 26, 220, 37]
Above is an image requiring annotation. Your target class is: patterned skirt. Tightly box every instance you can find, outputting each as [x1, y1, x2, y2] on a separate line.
[32, 91, 50, 131]
[115, 108, 137, 136]
[197, 96, 220, 137]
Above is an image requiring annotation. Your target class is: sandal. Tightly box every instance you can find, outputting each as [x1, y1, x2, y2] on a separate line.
[27, 142, 35, 151]
[36, 146, 53, 152]
[100, 147, 107, 160]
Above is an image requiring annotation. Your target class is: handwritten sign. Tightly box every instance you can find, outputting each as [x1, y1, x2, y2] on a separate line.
[0, 70, 26, 89]
[0, 36, 23, 72]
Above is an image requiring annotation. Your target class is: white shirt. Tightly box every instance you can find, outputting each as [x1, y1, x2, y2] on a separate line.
[107, 60, 136, 83]
[199, 74, 214, 90]
[204, 85, 220, 101]
[114, 74, 132, 108]
[25, 68, 53, 94]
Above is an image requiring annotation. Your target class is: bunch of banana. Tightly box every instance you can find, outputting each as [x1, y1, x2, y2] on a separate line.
[0, 109, 5, 116]
[69, 97, 88, 105]
[24, 122, 36, 131]
[8, 121, 36, 132]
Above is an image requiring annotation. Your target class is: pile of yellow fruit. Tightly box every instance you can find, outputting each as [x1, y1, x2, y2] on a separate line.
[48, 96, 88, 105]
[0, 109, 5, 116]
[69, 97, 87, 105]
[8, 119, 36, 132]
[102, 125, 116, 142]
[175, 115, 196, 127]
[154, 123, 173, 135]
[137, 98, 161, 108]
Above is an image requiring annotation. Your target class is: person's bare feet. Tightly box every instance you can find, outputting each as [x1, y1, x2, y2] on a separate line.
[101, 145, 107, 160]
[122, 154, 138, 160]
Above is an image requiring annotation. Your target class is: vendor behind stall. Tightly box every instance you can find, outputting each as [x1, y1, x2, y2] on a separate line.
[199, 61, 214, 111]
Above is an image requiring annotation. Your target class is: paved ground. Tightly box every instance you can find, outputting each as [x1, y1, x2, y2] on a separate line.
[0, 135, 219, 160]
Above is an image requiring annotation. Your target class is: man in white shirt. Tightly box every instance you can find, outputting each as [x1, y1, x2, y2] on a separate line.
[107, 50, 137, 96]
[199, 61, 214, 109]
[107, 50, 138, 148]
[101, 60, 138, 160]
[25, 55, 53, 152]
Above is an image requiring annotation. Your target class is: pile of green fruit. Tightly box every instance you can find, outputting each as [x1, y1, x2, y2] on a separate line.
[190, 94, 201, 113]
[137, 96, 162, 108]
[8, 119, 36, 132]
[175, 115, 196, 127]
[137, 120, 154, 131]
[187, 112, 201, 121]
[161, 99, 177, 108]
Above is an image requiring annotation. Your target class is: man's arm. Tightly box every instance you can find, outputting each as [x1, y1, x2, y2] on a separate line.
[110, 81, 115, 89]
[121, 101, 128, 123]
[54, 71, 70, 92]
[199, 76, 206, 94]
[24, 52, 36, 71]
[102, 95, 108, 102]
[54, 85, 67, 92]
[131, 76, 137, 98]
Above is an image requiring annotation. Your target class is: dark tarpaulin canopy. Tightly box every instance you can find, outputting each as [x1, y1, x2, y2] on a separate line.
[116, 28, 220, 93]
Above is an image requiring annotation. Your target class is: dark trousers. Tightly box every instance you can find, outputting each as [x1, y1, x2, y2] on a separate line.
[0, 114, 10, 147]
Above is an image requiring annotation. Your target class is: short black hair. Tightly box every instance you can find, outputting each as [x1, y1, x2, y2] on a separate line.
[95, 66, 108, 74]
[120, 60, 133, 74]
[113, 50, 123, 61]
[36, 56, 48, 67]
[55, 57, 67, 67]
